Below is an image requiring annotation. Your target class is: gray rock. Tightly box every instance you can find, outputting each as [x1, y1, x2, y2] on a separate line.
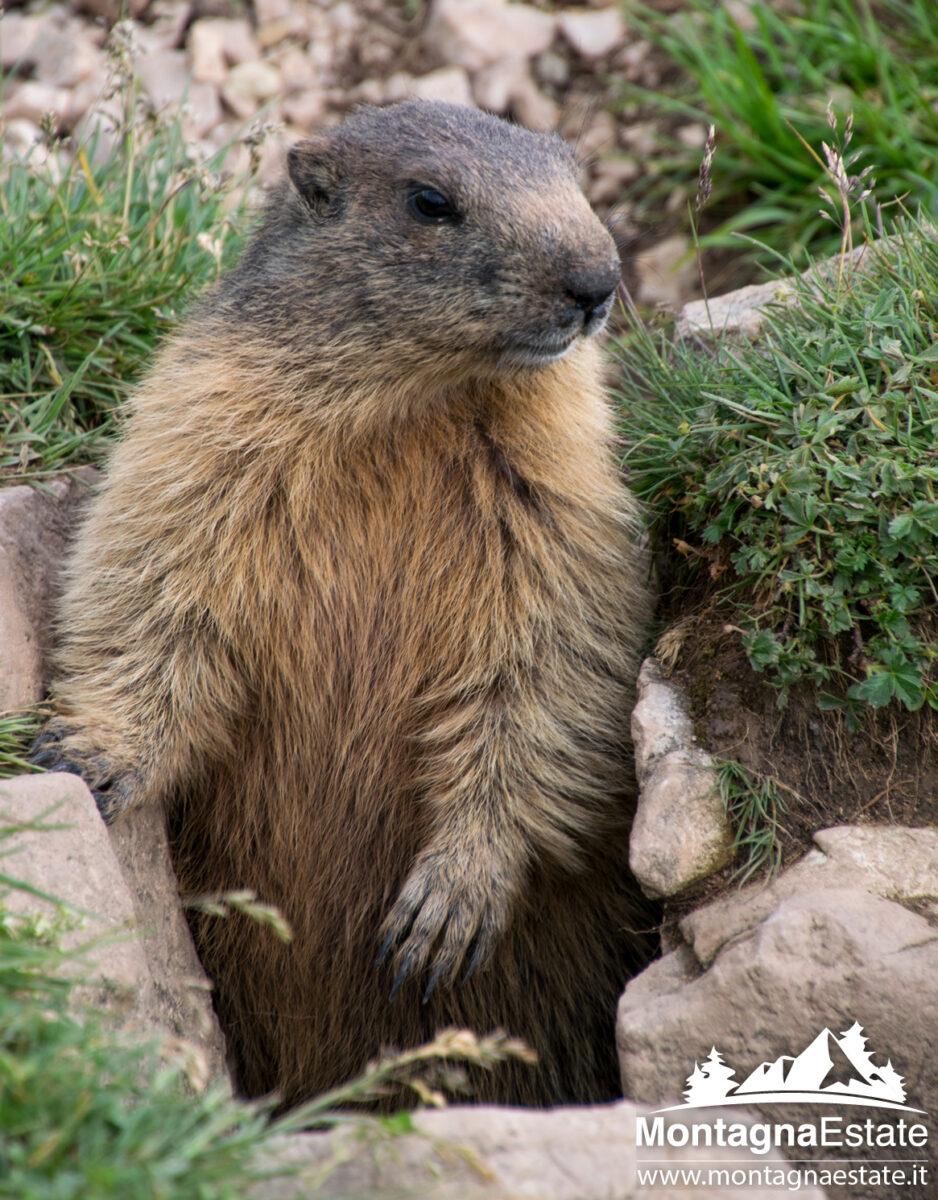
[618, 826, 938, 1197]
[629, 660, 733, 898]
[631, 659, 697, 787]
[635, 233, 698, 310]
[679, 277, 799, 342]
[683, 824, 938, 966]
[0, 771, 151, 1010]
[405, 67, 474, 108]
[424, 0, 556, 74]
[0, 470, 99, 712]
[0, 13, 44, 71]
[629, 749, 733, 898]
[30, 22, 105, 89]
[677, 243, 885, 342]
[1, 80, 72, 128]
[221, 60, 282, 120]
[188, 17, 259, 86]
[557, 8, 626, 60]
[134, 48, 194, 112]
[251, 1101, 827, 1199]
[0, 773, 227, 1085]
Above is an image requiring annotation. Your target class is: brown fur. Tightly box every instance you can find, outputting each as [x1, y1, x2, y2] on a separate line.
[37, 102, 654, 1106]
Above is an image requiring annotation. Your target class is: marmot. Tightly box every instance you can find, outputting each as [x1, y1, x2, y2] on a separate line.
[34, 101, 655, 1107]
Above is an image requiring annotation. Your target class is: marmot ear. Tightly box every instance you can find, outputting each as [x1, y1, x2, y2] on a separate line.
[287, 136, 344, 217]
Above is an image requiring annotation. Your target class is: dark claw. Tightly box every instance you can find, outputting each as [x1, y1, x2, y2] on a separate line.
[389, 956, 414, 1001]
[29, 749, 65, 769]
[47, 761, 84, 776]
[375, 929, 396, 969]
[29, 728, 64, 753]
[461, 935, 487, 985]
[422, 960, 447, 1003]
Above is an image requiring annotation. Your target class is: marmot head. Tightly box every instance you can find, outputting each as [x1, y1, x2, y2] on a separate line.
[218, 102, 620, 388]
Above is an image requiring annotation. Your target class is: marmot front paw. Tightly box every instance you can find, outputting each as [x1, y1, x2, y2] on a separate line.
[30, 722, 141, 823]
[377, 847, 516, 1001]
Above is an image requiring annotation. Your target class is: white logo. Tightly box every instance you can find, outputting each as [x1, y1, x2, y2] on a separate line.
[660, 1021, 924, 1113]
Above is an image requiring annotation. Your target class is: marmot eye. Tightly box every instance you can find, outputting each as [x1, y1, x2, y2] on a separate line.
[409, 187, 459, 223]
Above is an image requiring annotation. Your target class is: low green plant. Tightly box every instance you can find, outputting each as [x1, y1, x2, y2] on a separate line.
[620, 0, 938, 266]
[615, 207, 938, 715]
[0, 26, 252, 483]
[713, 758, 793, 883]
[0, 708, 44, 780]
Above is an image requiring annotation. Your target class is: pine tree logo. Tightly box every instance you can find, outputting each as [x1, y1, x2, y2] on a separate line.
[659, 1022, 924, 1113]
[684, 1048, 738, 1106]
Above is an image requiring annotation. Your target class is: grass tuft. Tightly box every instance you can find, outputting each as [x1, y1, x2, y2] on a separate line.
[621, 0, 938, 267]
[0, 44, 254, 483]
[615, 206, 938, 715]
[713, 758, 793, 884]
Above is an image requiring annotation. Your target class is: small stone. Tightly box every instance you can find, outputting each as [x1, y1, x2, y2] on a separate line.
[629, 748, 733, 898]
[533, 48, 569, 88]
[276, 46, 319, 94]
[2, 118, 41, 156]
[634, 233, 698, 309]
[0, 13, 44, 71]
[406, 67, 474, 108]
[676, 121, 709, 149]
[509, 75, 558, 132]
[253, 0, 291, 22]
[181, 81, 223, 139]
[423, 0, 556, 74]
[31, 25, 105, 89]
[189, 20, 227, 85]
[189, 17, 258, 86]
[282, 90, 328, 132]
[579, 111, 618, 161]
[589, 157, 639, 205]
[379, 72, 417, 106]
[472, 57, 529, 114]
[221, 60, 282, 120]
[134, 49, 192, 112]
[135, 0, 191, 54]
[621, 119, 659, 157]
[630, 658, 696, 788]
[1, 81, 71, 128]
[558, 7, 625, 60]
[255, 19, 293, 51]
[613, 37, 652, 82]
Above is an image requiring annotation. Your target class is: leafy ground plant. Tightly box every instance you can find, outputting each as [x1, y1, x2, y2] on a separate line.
[0, 25, 251, 483]
[620, 0, 938, 267]
[615, 208, 938, 717]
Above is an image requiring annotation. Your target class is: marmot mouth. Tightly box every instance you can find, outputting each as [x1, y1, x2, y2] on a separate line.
[498, 332, 579, 369]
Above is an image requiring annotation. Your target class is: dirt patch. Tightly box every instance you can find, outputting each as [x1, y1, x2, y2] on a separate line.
[658, 595, 938, 867]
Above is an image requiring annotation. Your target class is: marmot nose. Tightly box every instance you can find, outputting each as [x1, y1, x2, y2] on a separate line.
[564, 266, 621, 324]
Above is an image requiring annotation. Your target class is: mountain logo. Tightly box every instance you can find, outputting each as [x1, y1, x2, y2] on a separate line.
[659, 1022, 924, 1113]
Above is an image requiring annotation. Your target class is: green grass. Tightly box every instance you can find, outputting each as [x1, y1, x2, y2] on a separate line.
[0, 709, 44, 780]
[713, 759, 792, 883]
[615, 208, 938, 717]
[620, 0, 938, 267]
[0, 90, 249, 483]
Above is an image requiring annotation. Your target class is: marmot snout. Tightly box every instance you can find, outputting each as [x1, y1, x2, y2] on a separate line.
[35, 101, 655, 1108]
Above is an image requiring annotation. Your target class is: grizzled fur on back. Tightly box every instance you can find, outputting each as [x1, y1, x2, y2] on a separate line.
[36, 102, 655, 1106]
